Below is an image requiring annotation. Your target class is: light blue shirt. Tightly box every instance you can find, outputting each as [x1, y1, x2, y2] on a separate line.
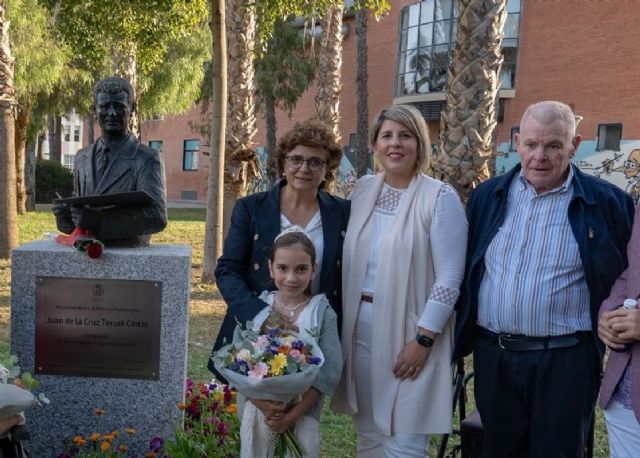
[477, 166, 591, 336]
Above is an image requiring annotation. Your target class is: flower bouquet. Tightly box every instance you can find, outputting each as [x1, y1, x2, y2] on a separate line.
[211, 321, 324, 458]
[0, 355, 49, 418]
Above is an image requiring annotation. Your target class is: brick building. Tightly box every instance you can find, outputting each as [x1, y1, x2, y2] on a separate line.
[140, 0, 640, 202]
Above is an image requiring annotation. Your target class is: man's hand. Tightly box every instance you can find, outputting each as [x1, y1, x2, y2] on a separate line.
[70, 206, 103, 232]
[52, 203, 73, 231]
[599, 308, 637, 350]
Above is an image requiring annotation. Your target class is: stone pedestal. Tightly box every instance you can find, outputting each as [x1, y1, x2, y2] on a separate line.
[11, 240, 191, 457]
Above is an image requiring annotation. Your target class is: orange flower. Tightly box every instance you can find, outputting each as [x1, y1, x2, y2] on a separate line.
[100, 441, 111, 451]
[225, 404, 237, 414]
[125, 427, 136, 435]
[89, 432, 101, 441]
[177, 402, 188, 410]
[278, 346, 291, 354]
[13, 378, 24, 388]
[102, 433, 115, 442]
[111, 430, 119, 438]
[94, 408, 106, 416]
[72, 436, 86, 446]
[118, 444, 129, 453]
[144, 452, 157, 458]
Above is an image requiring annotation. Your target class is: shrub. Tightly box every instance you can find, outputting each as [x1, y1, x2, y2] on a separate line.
[36, 159, 73, 203]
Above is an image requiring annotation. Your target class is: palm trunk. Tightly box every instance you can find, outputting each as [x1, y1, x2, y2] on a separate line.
[37, 130, 45, 159]
[315, 2, 344, 142]
[265, 95, 277, 187]
[202, 0, 228, 283]
[355, 5, 369, 178]
[435, 0, 508, 202]
[0, 0, 18, 258]
[223, 0, 259, 234]
[15, 104, 28, 214]
[112, 46, 140, 139]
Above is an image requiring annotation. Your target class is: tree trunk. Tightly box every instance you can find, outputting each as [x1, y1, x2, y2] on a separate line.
[355, 5, 369, 178]
[37, 130, 45, 159]
[435, 0, 508, 202]
[0, 0, 18, 258]
[25, 137, 36, 211]
[265, 95, 277, 187]
[47, 113, 62, 162]
[315, 2, 344, 143]
[223, 0, 259, 234]
[112, 46, 140, 139]
[14, 105, 28, 214]
[202, 0, 228, 283]
[87, 113, 95, 144]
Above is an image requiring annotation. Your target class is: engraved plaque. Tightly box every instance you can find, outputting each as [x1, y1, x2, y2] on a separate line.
[35, 277, 162, 379]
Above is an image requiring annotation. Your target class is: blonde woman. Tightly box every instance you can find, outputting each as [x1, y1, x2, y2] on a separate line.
[332, 105, 467, 457]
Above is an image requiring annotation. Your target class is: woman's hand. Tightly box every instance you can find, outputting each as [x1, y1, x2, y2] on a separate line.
[264, 410, 298, 433]
[393, 340, 431, 381]
[0, 414, 22, 436]
[599, 309, 638, 349]
[250, 399, 289, 420]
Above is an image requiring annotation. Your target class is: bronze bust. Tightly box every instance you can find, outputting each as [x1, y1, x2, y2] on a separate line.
[52, 77, 167, 247]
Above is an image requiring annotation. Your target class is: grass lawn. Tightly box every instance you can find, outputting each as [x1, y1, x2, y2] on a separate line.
[0, 209, 610, 457]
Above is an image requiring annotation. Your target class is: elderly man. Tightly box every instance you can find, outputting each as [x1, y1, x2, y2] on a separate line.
[53, 77, 167, 247]
[454, 101, 634, 457]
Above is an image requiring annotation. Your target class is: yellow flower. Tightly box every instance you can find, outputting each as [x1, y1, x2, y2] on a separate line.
[177, 402, 188, 410]
[72, 436, 86, 446]
[125, 427, 136, 435]
[89, 432, 101, 442]
[102, 433, 115, 442]
[111, 430, 119, 438]
[269, 353, 287, 376]
[214, 391, 224, 401]
[100, 441, 111, 451]
[225, 404, 237, 414]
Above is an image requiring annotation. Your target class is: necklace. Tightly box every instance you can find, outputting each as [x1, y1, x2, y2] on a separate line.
[275, 296, 309, 319]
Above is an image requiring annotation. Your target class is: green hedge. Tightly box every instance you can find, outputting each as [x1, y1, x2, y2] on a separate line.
[35, 159, 73, 203]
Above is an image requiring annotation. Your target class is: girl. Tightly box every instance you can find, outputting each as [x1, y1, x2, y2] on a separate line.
[240, 227, 342, 458]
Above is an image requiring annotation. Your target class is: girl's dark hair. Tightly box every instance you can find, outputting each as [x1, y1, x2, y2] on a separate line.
[270, 231, 316, 265]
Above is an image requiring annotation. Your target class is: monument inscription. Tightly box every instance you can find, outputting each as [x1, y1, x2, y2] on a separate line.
[35, 276, 161, 379]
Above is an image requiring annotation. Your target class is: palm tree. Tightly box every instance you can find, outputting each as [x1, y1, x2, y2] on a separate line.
[0, 0, 18, 258]
[354, 2, 369, 178]
[315, 1, 344, 142]
[223, 0, 259, 234]
[202, 0, 228, 283]
[435, 0, 508, 202]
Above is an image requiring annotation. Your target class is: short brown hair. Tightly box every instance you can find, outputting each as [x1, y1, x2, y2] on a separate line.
[276, 119, 343, 186]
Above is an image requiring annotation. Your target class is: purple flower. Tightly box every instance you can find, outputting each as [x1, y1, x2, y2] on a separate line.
[292, 340, 304, 351]
[56, 454, 72, 458]
[309, 356, 322, 365]
[149, 436, 164, 452]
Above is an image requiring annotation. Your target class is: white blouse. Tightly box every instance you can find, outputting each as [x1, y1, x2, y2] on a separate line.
[280, 211, 324, 294]
[362, 182, 466, 333]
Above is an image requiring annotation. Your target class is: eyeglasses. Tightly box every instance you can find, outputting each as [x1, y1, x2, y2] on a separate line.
[625, 161, 639, 170]
[285, 155, 327, 171]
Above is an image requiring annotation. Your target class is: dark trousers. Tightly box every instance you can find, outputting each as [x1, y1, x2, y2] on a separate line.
[473, 332, 600, 458]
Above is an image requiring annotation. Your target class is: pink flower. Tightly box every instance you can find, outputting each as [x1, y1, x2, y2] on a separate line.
[252, 335, 269, 351]
[247, 362, 269, 379]
[289, 349, 305, 363]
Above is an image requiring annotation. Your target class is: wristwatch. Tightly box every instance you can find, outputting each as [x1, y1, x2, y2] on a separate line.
[415, 333, 434, 348]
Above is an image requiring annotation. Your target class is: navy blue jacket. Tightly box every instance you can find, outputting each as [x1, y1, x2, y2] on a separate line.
[453, 165, 634, 361]
[208, 181, 350, 376]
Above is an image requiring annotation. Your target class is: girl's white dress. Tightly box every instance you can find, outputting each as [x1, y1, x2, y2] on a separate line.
[240, 291, 324, 458]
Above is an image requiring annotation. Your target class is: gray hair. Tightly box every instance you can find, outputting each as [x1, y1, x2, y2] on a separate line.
[370, 104, 431, 173]
[521, 101, 577, 139]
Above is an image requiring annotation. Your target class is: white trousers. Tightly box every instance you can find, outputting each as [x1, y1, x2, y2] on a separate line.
[240, 401, 320, 458]
[352, 300, 430, 458]
[603, 400, 640, 458]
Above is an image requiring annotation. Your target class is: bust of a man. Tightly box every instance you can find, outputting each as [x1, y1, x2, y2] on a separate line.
[53, 77, 167, 247]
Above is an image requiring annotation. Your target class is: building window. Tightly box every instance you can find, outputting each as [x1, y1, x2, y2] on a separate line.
[509, 126, 519, 151]
[63, 126, 70, 142]
[183, 139, 199, 171]
[73, 126, 80, 142]
[149, 140, 163, 153]
[63, 154, 74, 169]
[396, 0, 521, 96]
[597, 123, 623, 151]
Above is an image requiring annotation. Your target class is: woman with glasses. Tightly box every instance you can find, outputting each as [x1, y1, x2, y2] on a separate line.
[209, 119, 349, 381]
[331, 105, 467, 457]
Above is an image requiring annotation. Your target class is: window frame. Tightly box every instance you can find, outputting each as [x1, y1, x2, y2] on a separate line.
[596, 123, 623, 152]
[183, 139, 200, 171]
